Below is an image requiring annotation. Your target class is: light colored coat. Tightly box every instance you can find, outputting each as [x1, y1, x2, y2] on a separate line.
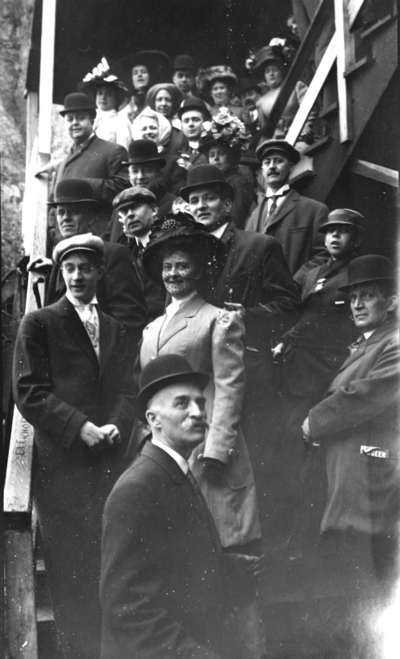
[140, 293, 261, 547]
[309, 318, 400, 535]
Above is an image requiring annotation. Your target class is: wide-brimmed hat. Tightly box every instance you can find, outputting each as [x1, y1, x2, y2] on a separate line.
[201, 66, 238, 96]
[252, 45, 286, 80]
[318, 208, 365, 234]
[173, 55, 196, 72]
[339, 255, 397, 291]
[53, 233, 104, 265]
[177, 97, 211, 121]
[113, 186, 157, 212]
[125, 139, 166, 167]
[78, 75, 131, 112]
[236, 78, 261, 95]
[136, 354, 209, 423]
[59, 93, 96, 118]
[146, 83, 184, 117]
[256, 139, 300, 164]
[48, 179, 101, 207]
[111, 50, 171, 88]
[180, 164, 235, 201]
[142, 212, 227, 287]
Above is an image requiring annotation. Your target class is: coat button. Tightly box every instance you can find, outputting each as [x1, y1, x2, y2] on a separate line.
[228, 449, 236, 457]
[197, 453, 204, 461]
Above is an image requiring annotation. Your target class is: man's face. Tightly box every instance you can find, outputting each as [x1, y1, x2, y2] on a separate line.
[64, 112, 94, 144]
[61, 251, 101, 304]
[173, 70, 195, 94]
[56, 203, 94, 238]
[240, 88, 260, 110]
[261, 151, 292, 190]
[128, 163, 162, 191]
[181, 111, 204, 140]
[188, 187, 231, 230]
[118, 202, 156, 238]
[131, 65, 149, 91]
[162, 250, 199, 299]
[146, 381, 208, 457]
[96, 86, 117, 111]
[349, 283, 397, 332]
[207, 145, 229, 173]
[324, 225, 358, 260]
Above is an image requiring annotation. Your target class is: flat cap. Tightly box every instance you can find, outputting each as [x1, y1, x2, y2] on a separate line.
[256, 139, 300, 164]
[113, 187, 157, 211]
[53, 233, 104, 265]
[318, 208, 365, 233]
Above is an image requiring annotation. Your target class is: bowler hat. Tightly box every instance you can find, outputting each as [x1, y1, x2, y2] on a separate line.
[318, 208, 365, 234]
[252, 45, 286, 80]
[339, 255, 397, 291]
[126, 139, 166, 167]
[59, 93, 96, 117]
[236, 78, 261, 95]
[142, 212, 227, 286]
[177, 97, 211, 121]
[173, 55, 195, 71]
[256, 139, 300, 164]
[53, 233, 104, 265]
[136, 354, 209, 422]
[48, 179, 100, 207]
[113, 186, 157, 211]
[180, 164, 235, 201]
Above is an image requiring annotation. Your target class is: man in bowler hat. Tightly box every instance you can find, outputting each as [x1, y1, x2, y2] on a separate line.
[13, 234, 135, 659]
[29, 178, 147, 361]
[245, 139, 328, 276]
[100, 354, 262, 659]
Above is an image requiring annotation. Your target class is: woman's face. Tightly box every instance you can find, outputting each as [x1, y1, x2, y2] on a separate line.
[155, 89, 173, 117]
[207, 145, 230, 172]
[131, 65, 150, 91]
[96, 86, 117, 111]
[264, 64, 284, 89]
[211, 81, 229, 106]
[162, 249, 200, 299]
[140, 118, 159, 142]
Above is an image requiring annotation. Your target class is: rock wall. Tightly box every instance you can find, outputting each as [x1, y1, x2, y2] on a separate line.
[1, 0, 34, 278]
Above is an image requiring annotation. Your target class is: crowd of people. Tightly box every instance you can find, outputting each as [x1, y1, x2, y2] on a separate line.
[12, 34, 399, 659]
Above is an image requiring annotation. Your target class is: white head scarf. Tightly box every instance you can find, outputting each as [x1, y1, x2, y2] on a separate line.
[131, 108, 172, 150]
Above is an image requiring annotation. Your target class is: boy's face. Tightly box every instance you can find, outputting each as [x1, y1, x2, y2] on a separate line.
[324, 224, 357, 260]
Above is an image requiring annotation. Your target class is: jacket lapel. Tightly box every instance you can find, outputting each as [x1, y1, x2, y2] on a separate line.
[58, 297, 99, 368]
[266, 189, 298, 231]
[98, 308, 110, 376]
[158, 293, 205, 350]
[336, 319, 398, 372]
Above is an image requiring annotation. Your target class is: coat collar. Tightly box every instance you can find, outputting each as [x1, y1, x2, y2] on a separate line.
[340, 317, 399, 370]
[157, 292, 206, 350]
[65, 134, 97, 166]
[265, 188, 299, 230]
[141, 441, 187, 485]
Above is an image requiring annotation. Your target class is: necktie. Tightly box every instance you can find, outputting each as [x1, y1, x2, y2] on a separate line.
[348, 334, 366, 355]
[268, 194, 278, 219]
[80, 304, 99, 358]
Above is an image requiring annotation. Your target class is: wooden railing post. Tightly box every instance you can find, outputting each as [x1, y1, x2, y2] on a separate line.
[335, 0, 353, 142]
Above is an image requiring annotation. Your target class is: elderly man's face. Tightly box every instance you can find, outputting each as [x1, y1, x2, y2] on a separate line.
[64, 112, 94, 145]
[146, 381, 207, 458]
[61, 251, 101, 304]
[173, 70, 195, 94]
[262, 151, 292, 190]
[349, 283, 397, 332]
[118, 202, 156, 238]
[128, 164, 162, 191]
[56, 203, 94, 238]
[188, 187, 232, 231]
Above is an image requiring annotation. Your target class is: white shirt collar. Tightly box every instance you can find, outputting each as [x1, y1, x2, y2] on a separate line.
[266, 183, 290, 198]
[211, 222, 229, 239]
[151, 437, 189, 474]
[135, 232, 152, 248]
[165, 290, 197, 317]
[189, 139, 199, 149]
[66, 291, 98, 307]
[363, 330, 375, 339]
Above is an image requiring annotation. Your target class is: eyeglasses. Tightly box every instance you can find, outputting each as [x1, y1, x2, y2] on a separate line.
[61, 263, 95, 274]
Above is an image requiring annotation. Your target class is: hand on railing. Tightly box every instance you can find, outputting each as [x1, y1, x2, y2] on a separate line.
[27, 255, 53, 275]
[35, 157, 63, 178]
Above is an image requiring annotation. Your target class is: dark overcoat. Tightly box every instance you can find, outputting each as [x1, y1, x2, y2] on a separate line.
[309, 318, 400, 535]
[55, 135, 130, 236]
[100, 441, 239, 659]
[46, 240, 147, 359]
[245, 189, 328, 275]
[12, 297, 135, 658]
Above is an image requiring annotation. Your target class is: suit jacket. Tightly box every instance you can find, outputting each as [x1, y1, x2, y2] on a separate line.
[225, 167, 255, 230]
[309, 318, 400, 535]
[245, 189, 328, 275]
[55, 135, 130, 236]
[203, 221, 301, 412]
[46, 241, 147, 359]
[140, 293, 261, 547]
[100, 442, 239, 659]
[13, 296, 135, 517]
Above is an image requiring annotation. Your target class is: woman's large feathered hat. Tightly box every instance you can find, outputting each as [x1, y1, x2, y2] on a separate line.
[142, 212, 227, 287]
[78, 58, 131, 111]
[110, 50, 171, 90]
